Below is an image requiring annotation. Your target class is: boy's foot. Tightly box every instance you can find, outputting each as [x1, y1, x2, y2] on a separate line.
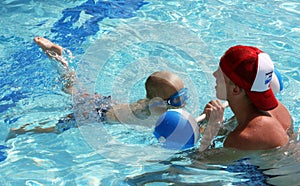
[34, 37, 68, 67]
[5, 129, 17, 141]
[5, 125, 28, 141]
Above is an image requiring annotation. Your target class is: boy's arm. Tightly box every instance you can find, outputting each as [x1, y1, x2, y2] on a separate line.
[106, 99, 150, 124]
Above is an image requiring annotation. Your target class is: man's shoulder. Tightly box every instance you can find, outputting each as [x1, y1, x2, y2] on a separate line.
[224, 115, 289, 150]
[244, 114, 288, 137]
[269, 101, 292, 130]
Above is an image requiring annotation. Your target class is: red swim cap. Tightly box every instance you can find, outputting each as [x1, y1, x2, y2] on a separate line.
[220, 45, 278, 110]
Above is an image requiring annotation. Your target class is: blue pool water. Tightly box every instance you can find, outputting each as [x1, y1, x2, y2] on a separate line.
[1, 0, 300, 185]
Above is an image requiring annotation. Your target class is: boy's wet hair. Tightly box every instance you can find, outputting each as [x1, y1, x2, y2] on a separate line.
[145, 71, 184, 99]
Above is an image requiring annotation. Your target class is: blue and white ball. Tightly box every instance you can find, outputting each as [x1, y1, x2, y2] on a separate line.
[154, 109, 200, 150]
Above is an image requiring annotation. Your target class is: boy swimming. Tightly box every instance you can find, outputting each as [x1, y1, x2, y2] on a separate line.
[6, 37, 188, 140]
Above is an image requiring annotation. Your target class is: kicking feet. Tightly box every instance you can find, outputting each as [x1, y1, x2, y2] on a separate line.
[34, 36, 77, 94]
[34, 37, 68, 68]
[5, 124, 30, 141]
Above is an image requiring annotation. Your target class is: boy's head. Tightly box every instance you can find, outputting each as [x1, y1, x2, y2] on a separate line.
[145, 71, 188, 108]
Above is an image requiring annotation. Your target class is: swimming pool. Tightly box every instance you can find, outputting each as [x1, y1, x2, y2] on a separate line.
[1, 0, 300, 185]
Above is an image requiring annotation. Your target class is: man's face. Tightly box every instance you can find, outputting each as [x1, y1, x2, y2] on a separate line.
[213, 67, 228, 100]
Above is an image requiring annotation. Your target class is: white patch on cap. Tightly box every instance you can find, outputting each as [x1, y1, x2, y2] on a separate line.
[251, 53, 274, 92]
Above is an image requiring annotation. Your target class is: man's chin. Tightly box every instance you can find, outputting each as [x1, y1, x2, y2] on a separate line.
[216, 94, 227, 101]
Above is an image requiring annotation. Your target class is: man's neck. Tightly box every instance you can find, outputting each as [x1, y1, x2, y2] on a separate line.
[228, 98, 259, 128]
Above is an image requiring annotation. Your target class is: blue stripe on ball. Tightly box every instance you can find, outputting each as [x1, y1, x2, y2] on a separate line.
[154, 109, 199, 150]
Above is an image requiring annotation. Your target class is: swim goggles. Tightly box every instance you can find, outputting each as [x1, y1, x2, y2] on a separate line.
[165, 88, 188, 107]
[148, 88, 189, 108]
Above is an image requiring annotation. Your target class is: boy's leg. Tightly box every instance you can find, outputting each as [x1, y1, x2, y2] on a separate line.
[5, 113, 76, 141]
[6, 123, 55, 141]
[34, 37, 77, 94]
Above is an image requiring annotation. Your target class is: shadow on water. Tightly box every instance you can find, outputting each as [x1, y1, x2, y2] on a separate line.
[0, 145, 9, 162]
[51, 0, 147, 54]
[126, 141, 300, 186]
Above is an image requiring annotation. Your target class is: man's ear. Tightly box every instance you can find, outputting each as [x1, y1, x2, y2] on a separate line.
[232, 85, 243, 95]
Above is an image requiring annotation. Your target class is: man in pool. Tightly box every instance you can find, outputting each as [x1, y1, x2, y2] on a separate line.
[6, 37, 189, 139]
[202, 45, 295, 150]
